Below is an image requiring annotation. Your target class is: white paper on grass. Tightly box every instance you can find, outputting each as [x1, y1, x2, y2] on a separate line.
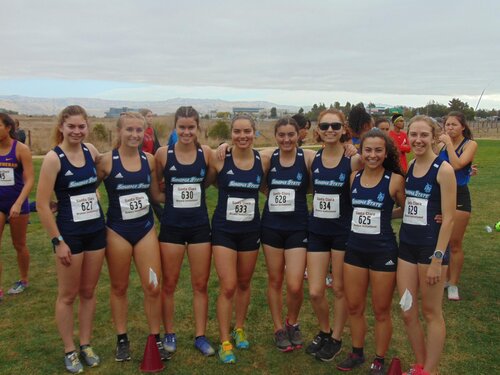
[149, 267, 158, 288]
[399, 288, 413, 312]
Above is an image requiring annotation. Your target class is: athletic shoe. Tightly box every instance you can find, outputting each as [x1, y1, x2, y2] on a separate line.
[403, 363, 430, 375]
[315, 336, 341, 362]
[7, 280, 28, 295]
[80, 345, 100, 367]
[447, 285, 460, 301]
[336, 352, 365, 371]
[115, 339, 131, 362]
[194, 336, 215, 356]
[218, 341, 236, 364]
[163, 333, 177, 353]
[64, 352, 84, 374]
[285, 322, 303, 349]
[369, 359, 385, 375]
[305, 331, 331, 356]
[232, 328, 249, 349]
[274, 329, 293, 352]
[156, 340, 172, 361]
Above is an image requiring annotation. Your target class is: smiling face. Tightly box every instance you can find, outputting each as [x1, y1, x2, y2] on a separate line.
[361, 136, 387, 170]
[175, 116, 199, 145]
[59, 115, 88, 144]
[408, 120, 435, 157]
[275, 124, 298, 152]
[316, 112, 345, 144]
[120, 117, 145, 148]
[231, 118, 255, 149]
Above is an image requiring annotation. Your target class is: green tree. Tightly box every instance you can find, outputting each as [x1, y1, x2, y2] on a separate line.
[343, 101, 352, 116]
[270, 107, 277, 118]
[334, 101, 341, 110]
[208, 120, 230, 140]
[298, 107, 304, 114]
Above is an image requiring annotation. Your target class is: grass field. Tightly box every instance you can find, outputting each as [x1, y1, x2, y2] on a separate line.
[0, 140, 499, 374]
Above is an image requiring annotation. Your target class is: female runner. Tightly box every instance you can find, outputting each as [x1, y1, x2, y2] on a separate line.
[209, 114, 268, 364]
[97, 112, 167, 361]
[155, 106, 215, 356]
[36, 105, 105, 374]
[438, 111, 477, 301]
[305, 109, 362, 362]
[260, 117, 315, 352]
[0, 113, 34, 300]
[398, 115, 456, 375]
[336, 129, 405, 374]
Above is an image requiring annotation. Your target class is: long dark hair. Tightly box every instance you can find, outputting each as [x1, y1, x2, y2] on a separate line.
[174, 106, 201, 148]
[360, 129, 404, 176]
[0, 113, 17, 139]
[445, 111, 473, 140]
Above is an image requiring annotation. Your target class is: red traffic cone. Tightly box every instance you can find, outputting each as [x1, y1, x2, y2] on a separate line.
[387, 357, 402, 375]
[140, 334, 165, 373]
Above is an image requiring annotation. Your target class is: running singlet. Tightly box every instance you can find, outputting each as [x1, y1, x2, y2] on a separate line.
[400, 158, 444, 247]
[309, 149, 352, 235]
[438, 138, 471, 186]
[161, 145, 209, 228]
[53, 145, 104, 235]
[212, 149, 263, 233]
[104, 149, 152, 224]
[261, 148, 309, 231]
[347, 169, 397, 252]
[0, 140, 25, 195]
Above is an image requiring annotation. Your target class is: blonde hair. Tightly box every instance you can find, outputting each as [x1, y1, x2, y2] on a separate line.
[408, 115, 440, 143]
[113, 112, 146, 149]
[52, 105, 89, 146]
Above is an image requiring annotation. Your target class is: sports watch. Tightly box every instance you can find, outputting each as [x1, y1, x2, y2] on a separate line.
[51, 235, 64, 247]
[433, 250, 444, 260]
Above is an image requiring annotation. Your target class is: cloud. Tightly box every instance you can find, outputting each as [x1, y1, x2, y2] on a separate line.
[1, 0, 499, 103]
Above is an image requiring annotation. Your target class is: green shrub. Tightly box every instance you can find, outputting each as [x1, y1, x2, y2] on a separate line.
[208, 120, 230, 140]
[92, 123, 108, 141]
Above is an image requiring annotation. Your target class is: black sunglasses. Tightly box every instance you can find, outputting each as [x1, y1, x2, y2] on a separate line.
[318, 122, 343, 131]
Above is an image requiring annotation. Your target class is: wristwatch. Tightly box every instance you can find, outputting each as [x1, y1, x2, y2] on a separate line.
[51, 235, 64, 247]
[433, 250, 444, 260]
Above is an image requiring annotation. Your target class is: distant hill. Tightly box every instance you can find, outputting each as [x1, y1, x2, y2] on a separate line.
[0, 95, 301, 116]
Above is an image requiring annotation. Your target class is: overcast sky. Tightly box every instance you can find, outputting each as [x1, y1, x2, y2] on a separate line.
[1, 0, 499, 109]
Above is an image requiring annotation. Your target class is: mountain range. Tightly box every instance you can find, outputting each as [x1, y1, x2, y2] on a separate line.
[0, 95, 301, 116]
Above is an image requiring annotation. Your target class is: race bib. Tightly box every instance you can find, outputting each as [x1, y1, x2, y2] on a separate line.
[70, 193, 100, 222]
[351, 207, 381, 234]
[226, 197, 255, 222]
[403, 197, 428, 226]
[119, 192, 150, 220]
[313, 193, 340, 219]
[172, 184, 202, 208]
[0, 168, 15, 186]
[268, 188, 295, 212]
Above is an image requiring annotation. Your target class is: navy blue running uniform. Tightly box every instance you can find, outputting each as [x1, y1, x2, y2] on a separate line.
[261, 148, 309, 230]
[399, 158, 449, 265]
[212, 149, 263, 234]
[53, 145, 104, 236]
[308, 150, 352, 251]
[161, 146, 209, 228]
[439, 138, 472, 212]
[346, 170, 398, 271]
[104, 149, 154, 245]
[0, 140, 29, 215]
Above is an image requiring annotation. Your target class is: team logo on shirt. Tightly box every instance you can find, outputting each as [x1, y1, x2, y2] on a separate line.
[377, 192, 385, 202]
[169, 165, 177, 171]
[256, 176, 261, 184]
[200, 168, 206, 177]
[271, 167, 277, 172]
[296, 173, 303, 181]
[65, 170, 74, 176]
[424, 183, 433, 193]
[114, 172, 123, 178]
[339, 173, 346, 182]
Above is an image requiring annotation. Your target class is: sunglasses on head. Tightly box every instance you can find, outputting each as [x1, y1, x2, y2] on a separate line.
[318, 122, 343, 131]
